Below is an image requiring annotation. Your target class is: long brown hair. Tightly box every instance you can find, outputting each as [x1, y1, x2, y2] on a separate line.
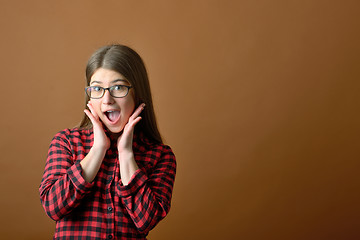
[78, 44, 162, 144]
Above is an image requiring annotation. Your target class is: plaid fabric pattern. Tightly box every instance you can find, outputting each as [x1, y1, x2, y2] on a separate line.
[39, 128, 176, 240]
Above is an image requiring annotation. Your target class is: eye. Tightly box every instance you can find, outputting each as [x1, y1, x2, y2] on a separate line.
[92, 86, 102, 92]
[113, 85, 123, 91]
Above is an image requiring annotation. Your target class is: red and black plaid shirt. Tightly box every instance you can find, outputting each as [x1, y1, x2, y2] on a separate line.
[39, 128, 176, 239]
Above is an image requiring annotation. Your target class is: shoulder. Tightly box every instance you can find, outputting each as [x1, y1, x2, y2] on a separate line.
[147, 143, 177, 174]
[135, 133, 176, 166]
[133, 137, 177, 175]
[154, 143, 175, 157]
[54, 128, 92, 137]
[52, 128, 93, 144]
[134, 132, 174, 153]
[158, 144, 176, 165]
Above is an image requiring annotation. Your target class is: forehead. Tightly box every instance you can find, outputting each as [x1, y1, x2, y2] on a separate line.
[90, 68, 127, 84]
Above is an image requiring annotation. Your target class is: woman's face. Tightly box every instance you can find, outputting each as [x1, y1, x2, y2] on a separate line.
[89, 68, 135, 133]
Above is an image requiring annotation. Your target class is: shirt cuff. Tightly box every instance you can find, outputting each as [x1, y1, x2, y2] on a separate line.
[67, 162, 94, 194]
[117, 168, 148, 198]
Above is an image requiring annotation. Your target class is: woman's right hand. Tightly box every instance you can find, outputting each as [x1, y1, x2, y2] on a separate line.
[81, 101, 109, 182]
[84, 101, 110, 151]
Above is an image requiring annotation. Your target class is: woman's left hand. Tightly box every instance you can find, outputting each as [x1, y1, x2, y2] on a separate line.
[117, 103, 145, 153]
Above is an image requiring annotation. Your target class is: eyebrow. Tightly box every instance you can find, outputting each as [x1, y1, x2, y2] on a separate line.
[90, 79, 128, 85]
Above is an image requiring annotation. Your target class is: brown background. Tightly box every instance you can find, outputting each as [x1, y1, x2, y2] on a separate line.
[0, 0, 359, 239]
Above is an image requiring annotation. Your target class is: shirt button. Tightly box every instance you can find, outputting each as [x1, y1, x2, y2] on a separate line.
[108, 207, 113, 212]
[108, 235, 113, 239]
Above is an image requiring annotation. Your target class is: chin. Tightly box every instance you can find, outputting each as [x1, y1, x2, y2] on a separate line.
[104, 123, 125, 134]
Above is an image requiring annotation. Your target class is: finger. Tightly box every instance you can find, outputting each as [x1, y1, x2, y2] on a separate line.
[87, 102, 99, 119]
[125, 116, 142, 131]
[85, 109, 106, 136]
[130, 103, 145, 121]
[84, 109, 98, 124]
[131, 116, 142, 126]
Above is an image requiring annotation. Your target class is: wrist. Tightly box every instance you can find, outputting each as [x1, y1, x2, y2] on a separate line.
[90, 145, 107, 157]
[118, 150, 134, 162]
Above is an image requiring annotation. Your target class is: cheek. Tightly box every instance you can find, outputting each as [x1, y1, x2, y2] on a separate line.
[120, 97, 135, 115]
[89, 100, 102, 114]
[123, 105, 135, 120]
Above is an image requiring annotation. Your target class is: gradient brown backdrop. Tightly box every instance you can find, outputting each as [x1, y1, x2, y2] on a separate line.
[0, 1, 359, 239]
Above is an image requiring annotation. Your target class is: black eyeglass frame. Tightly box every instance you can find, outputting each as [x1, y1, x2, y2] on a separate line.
[85, 85, 133, 99]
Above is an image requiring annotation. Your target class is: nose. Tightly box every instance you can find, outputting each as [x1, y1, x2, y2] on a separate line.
[102, 88, 115, 105]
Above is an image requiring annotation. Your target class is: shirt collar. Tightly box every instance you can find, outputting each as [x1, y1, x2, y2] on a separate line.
[99, 127, 151, 152]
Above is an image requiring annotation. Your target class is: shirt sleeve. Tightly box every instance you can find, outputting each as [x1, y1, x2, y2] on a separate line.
[115, 145, 177, 233]
[39, 130, 94, 221]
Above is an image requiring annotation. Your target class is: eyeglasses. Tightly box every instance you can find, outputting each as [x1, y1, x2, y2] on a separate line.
[85, 85, 132, 99]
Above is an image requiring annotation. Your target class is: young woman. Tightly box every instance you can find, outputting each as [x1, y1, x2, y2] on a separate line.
[39, 44, 176, 239]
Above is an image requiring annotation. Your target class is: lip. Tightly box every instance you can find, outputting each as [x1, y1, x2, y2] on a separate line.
[102, 108, 120, 113]
[102, 109, 121, 125]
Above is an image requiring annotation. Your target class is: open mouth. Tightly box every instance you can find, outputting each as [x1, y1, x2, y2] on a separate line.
[104, 110, 121, 123]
